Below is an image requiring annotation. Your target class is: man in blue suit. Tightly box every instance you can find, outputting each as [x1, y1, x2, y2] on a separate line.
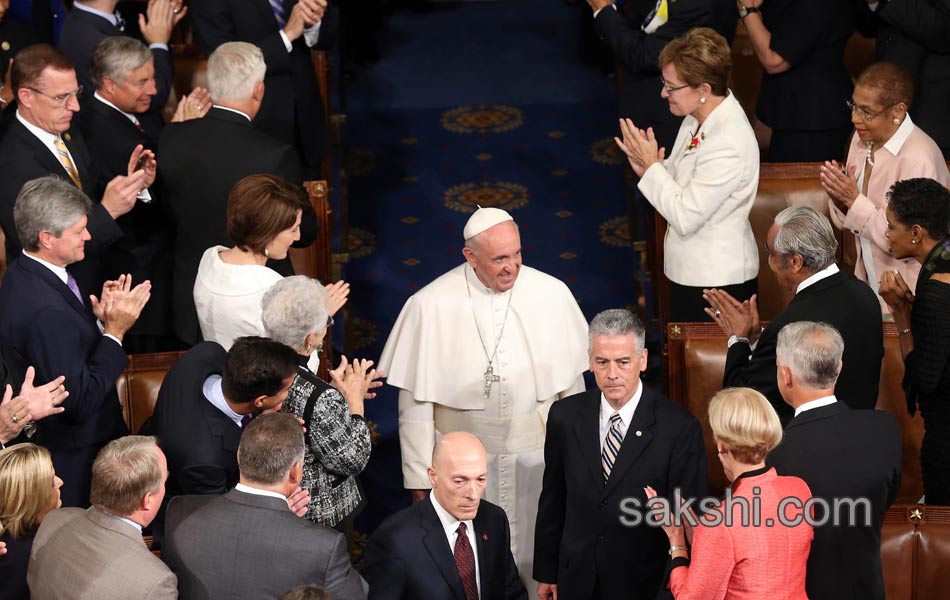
[0, 176, 150, 506]
[363, 431, 527, 600]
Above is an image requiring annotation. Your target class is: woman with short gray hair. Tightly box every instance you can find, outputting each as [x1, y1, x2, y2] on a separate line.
[261, 276, 378, 529]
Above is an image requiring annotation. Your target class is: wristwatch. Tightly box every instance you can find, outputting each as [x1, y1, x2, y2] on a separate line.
[738, 5, 760, 18]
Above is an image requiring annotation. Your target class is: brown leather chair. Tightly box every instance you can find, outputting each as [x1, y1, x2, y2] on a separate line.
[666, 321, 923, 501]
[881, 504, 950, 600]
[115, 351, 185, 434]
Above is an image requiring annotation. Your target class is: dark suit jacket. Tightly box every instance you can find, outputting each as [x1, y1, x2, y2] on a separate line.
[0, 117, 123, 299]
[534, 386, 708, 599]
[757, 0, 854, 132]
[157, 106, 313, 345]
[58, 7, 173, 142]
[82, 97, 173, 337]
[0, 17, 35, 132]
[854, 0, 950, 156]
[364, 497, 527, 600]
[593, 0, 712, 153]
[768, 402, 902, 600]
[149, 342, 240, 499]
[163, 489, 366, 600]
[0, 256, 129, 503]
[724, 269, 884, 424]
[191, 0, 326, 174]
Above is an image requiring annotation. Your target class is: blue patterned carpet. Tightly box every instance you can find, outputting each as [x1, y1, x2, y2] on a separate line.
[340, 0, 645, 554]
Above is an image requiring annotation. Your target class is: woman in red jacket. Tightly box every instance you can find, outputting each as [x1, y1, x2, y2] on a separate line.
[647, 387, 813, 599]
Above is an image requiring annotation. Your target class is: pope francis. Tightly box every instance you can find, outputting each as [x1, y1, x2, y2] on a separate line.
[379, 207, 589, 595]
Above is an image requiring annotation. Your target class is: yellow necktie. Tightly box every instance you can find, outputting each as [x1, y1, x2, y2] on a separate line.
[53, 136, 82, 190]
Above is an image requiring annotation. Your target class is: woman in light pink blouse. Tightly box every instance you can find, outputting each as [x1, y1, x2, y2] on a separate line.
[821, 61, 950, 314]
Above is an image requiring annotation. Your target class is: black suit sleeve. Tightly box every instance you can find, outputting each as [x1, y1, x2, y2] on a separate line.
[593, 1, 711, 75]
[26, 307, 128, 425]
[668, 416, 709, 502]
[149, 47, 174, 116]
[533, 405, 567, 584]
[723, 329, 782, 412]
[191, 0, 293, 75]
[880, 0, 950, 52]
[176, 464, 233, 497]
[364, 526, 407, 600]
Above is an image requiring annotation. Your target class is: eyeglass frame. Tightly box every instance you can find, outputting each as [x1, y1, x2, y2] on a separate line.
[845, 99, 898, 122]
[26, 85, 84, 106]
[659, 77, 692, 94]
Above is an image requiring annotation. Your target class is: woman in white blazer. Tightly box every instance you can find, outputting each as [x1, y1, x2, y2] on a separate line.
[616, 27, 760, 322]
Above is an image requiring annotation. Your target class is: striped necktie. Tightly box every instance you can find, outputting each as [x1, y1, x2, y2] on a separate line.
[53, 136, 83, 190]
[270, 0, 287, 27]
[601, 412, 624, 484]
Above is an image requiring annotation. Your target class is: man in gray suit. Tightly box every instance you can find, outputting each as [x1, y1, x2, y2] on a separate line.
[162, 412, 366, 600]
[28, 435, 177, 600]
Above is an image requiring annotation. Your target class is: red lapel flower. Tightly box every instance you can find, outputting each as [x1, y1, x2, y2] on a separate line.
[686, 132, 706, 152]
[482, 533, 488, 541]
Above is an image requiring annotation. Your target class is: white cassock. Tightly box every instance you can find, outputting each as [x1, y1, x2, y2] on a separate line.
[379, 263, 589, 596]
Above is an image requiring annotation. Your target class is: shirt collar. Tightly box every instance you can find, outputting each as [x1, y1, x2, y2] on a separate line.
[202, 374, 244, 427]
[16, 110, 60, 147]
[600, 379, 643, 430]
[72, 2, 119, 26]
[795, 395, 837, 417]
[429, 490, 474, 533]
[882, 113, 915, 156]
[94, 506, 143, 533]
[796, 263, 839, 294]
[213, 105, 252, 122]
[235, 482, 287, 501]
[93, 92, 139, 125]
[21, 250, 69, 285]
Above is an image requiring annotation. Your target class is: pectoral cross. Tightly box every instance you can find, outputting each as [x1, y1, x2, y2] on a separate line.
[483, 365, 500, 398]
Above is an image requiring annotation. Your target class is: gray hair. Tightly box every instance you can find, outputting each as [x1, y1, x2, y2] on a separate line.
[14, 176, 91, 251]
[588, 309, 646, 353]
[90, 436, 163, 516]
[772, 206, 837, 272]
[207, 42, 266, 102]
[238, 413, 305, 485]
[261, 276, 330, 349]
[775, 321, 844, 390]
[90, 36, 151, 90]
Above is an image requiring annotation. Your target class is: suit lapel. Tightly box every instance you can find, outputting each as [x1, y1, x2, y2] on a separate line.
[569, 391, 605, 488]
[17, 254, 92, 322]
[62, 130, 96, 192]
[419, 500, 467, 600]
[201, 400, 242, 453]
[602, 388, 656, 499]
[10, 120, 72, 181]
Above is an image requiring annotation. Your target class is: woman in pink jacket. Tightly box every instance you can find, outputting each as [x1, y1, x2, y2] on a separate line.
[647, 388, 813, 600]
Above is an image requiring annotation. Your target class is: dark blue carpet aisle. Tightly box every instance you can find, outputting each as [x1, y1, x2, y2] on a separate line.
[340, 0, 646, 559]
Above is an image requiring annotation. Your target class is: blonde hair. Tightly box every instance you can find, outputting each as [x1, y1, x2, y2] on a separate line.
[90, 436, 163, 515]
[0, 444, 55, 539]
[658, 27, 731, 97]
[708, 388, 782, 465]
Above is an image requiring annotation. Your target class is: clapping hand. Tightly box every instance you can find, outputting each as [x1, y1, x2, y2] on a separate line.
[645, 485, 694, 547]
[614, 119, 665, 178]
[820, 161, 860, 212]
[704, 289, 761, 341]
[128, 144, 157, 189]
[325, 280, 350, 316]
[879, 271, 914, 317]
[329, 356, 378, 415]
[171, 87, 212, 122]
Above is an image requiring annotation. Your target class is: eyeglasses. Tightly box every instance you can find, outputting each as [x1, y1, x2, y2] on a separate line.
[28, 85, 83, 105]
[660, 77, 691, 94]
[845, 99, 896, 122]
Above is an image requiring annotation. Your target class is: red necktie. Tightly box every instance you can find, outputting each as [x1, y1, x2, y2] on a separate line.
[454, 522, 478, 600]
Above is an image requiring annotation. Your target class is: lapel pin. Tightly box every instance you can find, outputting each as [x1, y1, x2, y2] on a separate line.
[64, 133, 71, 142]
[482, 533, 488, 541]
[635, 430, 642, 437]
[1, 42, 10, 51]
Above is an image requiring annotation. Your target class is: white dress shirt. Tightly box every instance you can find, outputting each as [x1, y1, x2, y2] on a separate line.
[202, 374, 243, 428]
[598, 379, 643, 443]
[213, 105, 252, 121]
[430, 491, 481, 598]
[796, 264, 840, 294]
[235, 482, 287, 501]
[794, 395, 837, 417]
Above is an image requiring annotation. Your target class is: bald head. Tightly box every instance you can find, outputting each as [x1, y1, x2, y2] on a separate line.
[427, 432, 488, 521]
